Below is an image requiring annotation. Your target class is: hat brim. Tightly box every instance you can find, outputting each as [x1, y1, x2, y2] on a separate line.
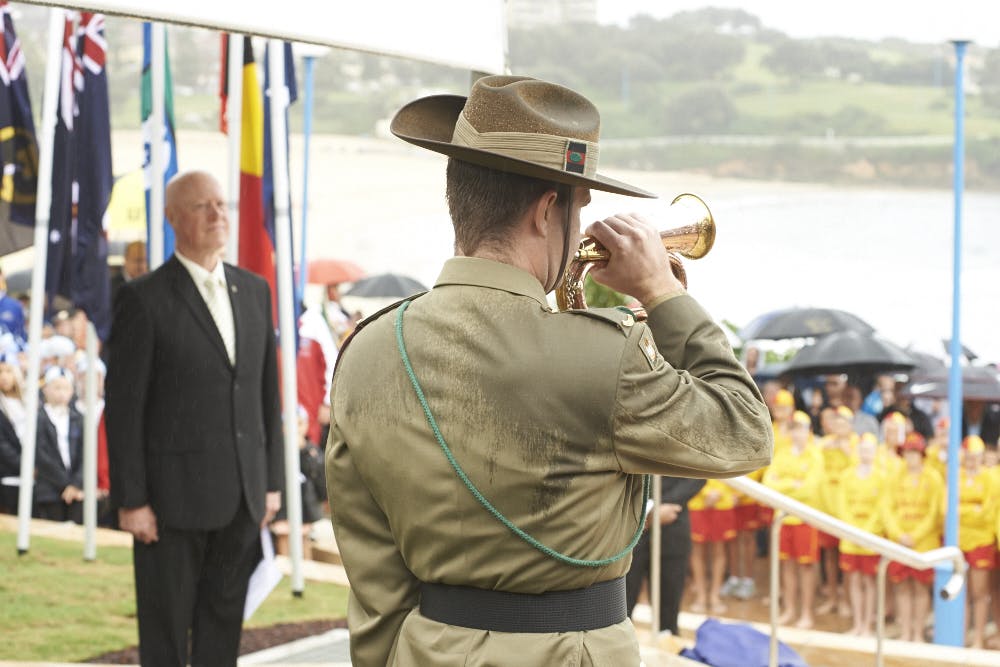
[390, 94, 656, 199]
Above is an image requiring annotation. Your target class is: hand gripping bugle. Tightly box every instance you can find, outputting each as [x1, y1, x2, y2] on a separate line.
[554, 193, 716, 315]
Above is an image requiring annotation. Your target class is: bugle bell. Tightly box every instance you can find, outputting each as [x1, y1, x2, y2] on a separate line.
[554, 193, 715, 313]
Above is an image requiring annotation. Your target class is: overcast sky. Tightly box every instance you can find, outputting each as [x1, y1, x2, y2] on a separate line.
[597, 0, 1000, 47]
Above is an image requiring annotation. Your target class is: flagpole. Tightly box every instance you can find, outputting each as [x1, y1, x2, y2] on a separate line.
[268, 38, 304, 595]
[225, 34, 243, 264]
[16, 7, 64, 554]
[297, 53, 314, 303]
[934, 38, 970, 647]
[82, 322, 99, 561]
[149, 23, 165, 269]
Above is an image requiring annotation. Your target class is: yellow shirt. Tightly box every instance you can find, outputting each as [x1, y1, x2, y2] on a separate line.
[761, 442, 825, 526]
[883, 465, 943, 553]
[956, 467, 997, 552]
[875, 444, 904, 481]
[772, 421, 792, 456]
[925, 442, 948, 479]
[688, 478, 736, 512]
[736, 466, 766, 506]
[837, 465, 886, 555]
[819, 434, 857, 513]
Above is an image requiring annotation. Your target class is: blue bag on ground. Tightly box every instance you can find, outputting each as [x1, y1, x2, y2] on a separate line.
[679, 618, 810, 667]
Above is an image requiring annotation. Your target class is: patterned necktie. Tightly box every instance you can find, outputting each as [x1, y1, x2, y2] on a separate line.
[204, 277, 236, 364]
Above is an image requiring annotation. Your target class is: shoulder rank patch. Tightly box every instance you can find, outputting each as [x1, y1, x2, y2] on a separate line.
[639, 331, 659, 369]
[562, 307, 634, 336]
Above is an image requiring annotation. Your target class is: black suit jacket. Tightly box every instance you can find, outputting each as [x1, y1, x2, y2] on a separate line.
[105, 256, 284, 530]
[34, 405, 84, 504]
[0, 406, 20, 480]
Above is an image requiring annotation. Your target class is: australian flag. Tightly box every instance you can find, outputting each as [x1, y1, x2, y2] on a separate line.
[0, 1, 38, 250]
[47, 13, 112, 340]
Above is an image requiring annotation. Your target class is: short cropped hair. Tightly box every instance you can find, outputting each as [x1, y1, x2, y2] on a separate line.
[445, 158, 569, 255]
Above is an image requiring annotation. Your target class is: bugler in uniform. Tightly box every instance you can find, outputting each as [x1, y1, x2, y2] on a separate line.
[326, 75, 774, 666]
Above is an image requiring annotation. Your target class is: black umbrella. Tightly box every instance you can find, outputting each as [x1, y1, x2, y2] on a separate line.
[902, 365, 1000, 402]
[784, 331, 917, 376]
[343, 273, 428, 299]
[752, 361, 792, 383]
[739, 307, 876, 341]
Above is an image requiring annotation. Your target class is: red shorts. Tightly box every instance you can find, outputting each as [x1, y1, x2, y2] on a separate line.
[736, 503, 762, 531]
[758, 505, 774, 526]
[690, 508, 737, 544]
[779, 523, 819, 564]
[964, 544, 997, 570]
[839, 553, 879, 576]
[888, 562, 934, 585]
[818, 531, 839, 550]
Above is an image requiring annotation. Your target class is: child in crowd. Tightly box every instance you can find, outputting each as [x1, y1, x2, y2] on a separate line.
[688, 478, 737, 614]
[877, 412, 906, 479]
[923, 417, 950, 479]
[0, 353, 24, 514]
[771, 389, 795, 454]
[837, 434, 886, 637]
[33, 367, 84, 523]
[762, 410, 824, 629]
[956, 436, 997, 649]
[723, 467, 763, 601]
[271, 408, 327, 559]
[883, 432, 943, 643]
[817, 405, 857, 616]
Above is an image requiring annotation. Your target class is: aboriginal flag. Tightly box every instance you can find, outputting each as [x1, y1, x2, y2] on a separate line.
[226, 36, 275, 321]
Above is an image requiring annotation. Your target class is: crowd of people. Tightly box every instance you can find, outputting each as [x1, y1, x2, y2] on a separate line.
[635, 367, 1000, 649]
[0, 235, 338, 553]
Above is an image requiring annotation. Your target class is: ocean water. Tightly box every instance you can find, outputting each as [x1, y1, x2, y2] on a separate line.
[686, 187, 1000, 364]
[338, 182, 1000, 365]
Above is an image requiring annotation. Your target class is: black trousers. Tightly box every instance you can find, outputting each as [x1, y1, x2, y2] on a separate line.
[625, 528, 692, 635]
[133, 501, 261, 667]
[33, 499, 83, 524]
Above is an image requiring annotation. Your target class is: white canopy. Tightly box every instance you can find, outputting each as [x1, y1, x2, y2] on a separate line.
[21, 0, 508, 74]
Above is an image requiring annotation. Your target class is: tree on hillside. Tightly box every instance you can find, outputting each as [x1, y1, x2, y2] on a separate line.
[763, 37, 875, 81]
[980, 48, 1000, 112]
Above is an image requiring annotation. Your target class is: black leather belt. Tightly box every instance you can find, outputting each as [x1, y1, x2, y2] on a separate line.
[419, 577, 627, 633]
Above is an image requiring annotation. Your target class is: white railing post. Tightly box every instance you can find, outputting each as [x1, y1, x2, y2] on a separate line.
[82, 323, 99, 561]
[769, 511, 784, 667]
[649, 474, 661, 639]
[722, 475, 967, 667]
[876, 556, 890, 667]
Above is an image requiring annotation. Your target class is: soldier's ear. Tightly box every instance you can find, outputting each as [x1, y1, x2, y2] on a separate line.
[529, 189, 560, 238]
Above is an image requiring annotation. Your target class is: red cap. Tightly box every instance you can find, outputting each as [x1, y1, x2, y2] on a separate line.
[900, 432, 926, 453]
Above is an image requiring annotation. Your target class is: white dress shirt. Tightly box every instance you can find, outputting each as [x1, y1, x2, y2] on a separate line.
[43, 403, 71, 469]
[175, 251, 236, 364]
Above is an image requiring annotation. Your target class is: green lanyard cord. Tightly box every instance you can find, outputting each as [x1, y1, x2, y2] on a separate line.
[394, 299, 650, 568]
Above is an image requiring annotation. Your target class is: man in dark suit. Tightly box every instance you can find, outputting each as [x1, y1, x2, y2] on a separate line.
[106, 171, 284, 667]
[110, 240, 149, 305]
[625, 476, 706, 635]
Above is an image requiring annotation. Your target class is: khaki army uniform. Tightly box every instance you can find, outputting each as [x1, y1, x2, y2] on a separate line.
[327, 256, 773, 666]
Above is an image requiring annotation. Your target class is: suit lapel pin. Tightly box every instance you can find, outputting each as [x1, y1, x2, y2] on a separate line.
[231, 284, 238, 294]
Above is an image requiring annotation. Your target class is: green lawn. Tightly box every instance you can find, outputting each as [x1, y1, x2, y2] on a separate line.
[0, 530, 348, 662]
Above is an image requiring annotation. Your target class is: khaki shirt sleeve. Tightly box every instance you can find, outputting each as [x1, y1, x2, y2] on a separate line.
[326, 424, 420, 667]
[612, 294, 773, 477]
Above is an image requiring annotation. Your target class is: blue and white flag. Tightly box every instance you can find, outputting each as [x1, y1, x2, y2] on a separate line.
[141, 22, 178, 263]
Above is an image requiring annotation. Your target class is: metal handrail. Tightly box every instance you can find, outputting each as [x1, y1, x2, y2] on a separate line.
[720, 476, 967, 667]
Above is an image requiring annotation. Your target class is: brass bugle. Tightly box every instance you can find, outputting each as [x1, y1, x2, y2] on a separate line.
[554, 193, 715, 313]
